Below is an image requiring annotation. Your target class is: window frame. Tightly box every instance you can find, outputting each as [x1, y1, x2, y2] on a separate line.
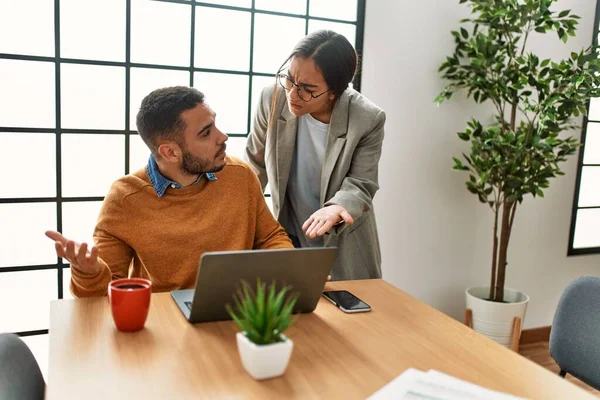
[0, 0, 366, 336]
[568, 1, 600, 256]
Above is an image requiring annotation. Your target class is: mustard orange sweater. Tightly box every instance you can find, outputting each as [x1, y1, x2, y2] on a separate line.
[70, 157, 292, 297]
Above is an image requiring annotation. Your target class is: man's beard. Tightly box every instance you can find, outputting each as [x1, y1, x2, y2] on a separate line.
[180, 144, 226, 176]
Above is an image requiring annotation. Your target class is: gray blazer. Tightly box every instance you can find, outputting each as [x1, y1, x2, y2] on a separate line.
[245, 84, 385, 280]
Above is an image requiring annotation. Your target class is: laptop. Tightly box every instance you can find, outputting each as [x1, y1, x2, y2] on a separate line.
[171, 247, 338, 323]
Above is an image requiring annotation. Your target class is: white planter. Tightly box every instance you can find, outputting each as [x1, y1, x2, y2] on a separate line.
[236, 332, 293, 380]
[465, 286, 529, 349]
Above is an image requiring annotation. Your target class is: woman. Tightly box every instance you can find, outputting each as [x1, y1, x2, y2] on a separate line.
[245, 30, 386, 280]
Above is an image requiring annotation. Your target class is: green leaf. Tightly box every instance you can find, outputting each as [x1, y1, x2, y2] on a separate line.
[272, 286, 287, 316]
[256, 280, 266, 330]
[241, 283, 256, 318]
[558, 10, 570, 18]
[279, 295, 299, 330]
[235, 297, 257, 329]
[452, 156, 465, 168]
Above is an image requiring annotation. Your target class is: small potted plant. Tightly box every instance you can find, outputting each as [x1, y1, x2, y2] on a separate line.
[226, 279, 298, 380]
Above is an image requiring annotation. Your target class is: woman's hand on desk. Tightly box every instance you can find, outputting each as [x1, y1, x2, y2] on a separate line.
[45, 231, 103, 275]
[302, 205, 354, 239]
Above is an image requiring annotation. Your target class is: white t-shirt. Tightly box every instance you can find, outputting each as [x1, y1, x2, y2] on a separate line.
[285, 112, 329, 247]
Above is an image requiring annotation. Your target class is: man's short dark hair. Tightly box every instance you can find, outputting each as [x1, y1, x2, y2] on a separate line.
[136, 86, 205, 154]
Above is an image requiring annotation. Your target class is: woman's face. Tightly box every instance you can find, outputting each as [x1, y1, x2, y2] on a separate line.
[281, 56, 335, 119]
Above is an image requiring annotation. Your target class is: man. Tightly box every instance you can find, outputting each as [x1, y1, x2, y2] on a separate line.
[46, 86, 293, 297]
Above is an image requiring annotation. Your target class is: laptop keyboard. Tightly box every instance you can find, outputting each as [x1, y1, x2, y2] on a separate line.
[185, 301, 192, 311]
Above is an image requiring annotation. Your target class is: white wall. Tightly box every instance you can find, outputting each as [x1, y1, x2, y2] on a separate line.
[362, 0, 600, 328]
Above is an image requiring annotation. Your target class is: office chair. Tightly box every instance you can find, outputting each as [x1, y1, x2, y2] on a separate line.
[0, 333, 45, 400]
[549, 276, 600, 390]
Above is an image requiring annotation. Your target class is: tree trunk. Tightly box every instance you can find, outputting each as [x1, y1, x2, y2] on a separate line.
[494, 201, 513, 302]
[489, 205, 500, 300]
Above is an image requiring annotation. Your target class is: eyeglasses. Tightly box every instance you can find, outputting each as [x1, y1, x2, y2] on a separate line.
[277, 73, 331, 102]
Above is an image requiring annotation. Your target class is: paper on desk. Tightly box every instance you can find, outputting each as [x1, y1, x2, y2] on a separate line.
[367, 368, 527, 400]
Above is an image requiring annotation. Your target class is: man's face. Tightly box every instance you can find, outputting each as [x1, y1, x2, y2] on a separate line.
[178, 102, 228, 176]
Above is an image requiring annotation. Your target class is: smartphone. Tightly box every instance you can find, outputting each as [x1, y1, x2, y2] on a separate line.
[322, 290, 371, 313]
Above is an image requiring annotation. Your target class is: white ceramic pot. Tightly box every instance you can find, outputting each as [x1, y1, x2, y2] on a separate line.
[465, 286, 530, 349]
[236, 332, 293, 380]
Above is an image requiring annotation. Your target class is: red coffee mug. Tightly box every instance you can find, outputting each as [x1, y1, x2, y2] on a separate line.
[108, 278, 152, 332]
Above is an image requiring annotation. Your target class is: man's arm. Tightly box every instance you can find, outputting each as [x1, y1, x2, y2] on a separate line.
[69, 227, 133, 298]
[48, 182, 135, 297]
[46, 226, 133, 298]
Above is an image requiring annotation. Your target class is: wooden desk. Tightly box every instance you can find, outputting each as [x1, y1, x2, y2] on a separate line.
[48, 279, 593, 399]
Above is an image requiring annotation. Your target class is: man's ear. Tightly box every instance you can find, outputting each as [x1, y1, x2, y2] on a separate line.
[157, 142, 181, 164]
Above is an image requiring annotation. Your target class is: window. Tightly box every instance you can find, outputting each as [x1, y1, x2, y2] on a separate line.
[0, 0, 365, 371]
[569, 2, 600, 255]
